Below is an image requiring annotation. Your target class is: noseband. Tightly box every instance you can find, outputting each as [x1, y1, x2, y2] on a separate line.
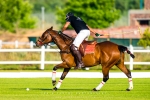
[38, 33, 50, 46]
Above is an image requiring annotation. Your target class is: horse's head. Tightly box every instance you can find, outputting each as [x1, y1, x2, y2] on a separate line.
[36, 27, 53, 47]
[36, 26, 74, 49]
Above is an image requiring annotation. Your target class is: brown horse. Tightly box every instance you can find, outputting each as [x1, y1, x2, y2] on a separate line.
[36, 27, 135, 91]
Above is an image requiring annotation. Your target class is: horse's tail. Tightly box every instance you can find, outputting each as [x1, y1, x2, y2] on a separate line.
[118, 45, 135, 59]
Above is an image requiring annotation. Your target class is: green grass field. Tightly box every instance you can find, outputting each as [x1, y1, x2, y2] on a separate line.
[0, 78, 149, 100]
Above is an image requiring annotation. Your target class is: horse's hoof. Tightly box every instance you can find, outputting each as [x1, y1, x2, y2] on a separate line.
[126, 88, 131, 91]
[52, 80, 56, 86]
[52, 87, 57, 91]
[93, 88, 98, 91]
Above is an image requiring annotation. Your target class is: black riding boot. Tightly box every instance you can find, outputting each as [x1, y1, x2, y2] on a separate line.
[70, 44, 85, 69]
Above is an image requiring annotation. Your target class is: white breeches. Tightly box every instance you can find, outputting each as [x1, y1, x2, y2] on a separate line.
[73, 30, 90, 48]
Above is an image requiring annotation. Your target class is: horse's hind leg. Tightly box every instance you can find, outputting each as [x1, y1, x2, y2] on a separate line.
[116, 63, 133, 91]
[53, 68, 71, 91]
[93, 67, 110, 91]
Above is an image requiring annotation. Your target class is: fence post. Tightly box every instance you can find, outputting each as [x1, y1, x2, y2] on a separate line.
[41, 7, 45, 29]
[129, 44, 133, 70]
[30, 41, 34, 49]
[15, 40, 18, 48]
[47, 43, 51, 49]
[40, 46, 45, 70]
[0, 40, 2, 49]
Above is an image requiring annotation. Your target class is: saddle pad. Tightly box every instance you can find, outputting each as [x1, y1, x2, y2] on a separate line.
[84, 44, 95, 54]
[79, 41, 97, 56]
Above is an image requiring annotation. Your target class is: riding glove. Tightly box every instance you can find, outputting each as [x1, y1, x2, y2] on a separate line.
[95, 33, 103, 37]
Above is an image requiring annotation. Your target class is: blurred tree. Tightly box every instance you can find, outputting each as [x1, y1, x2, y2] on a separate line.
[138, 28, 150, 48]
[30, 0, 67, 13]
[0, 0, 37, 32]
[115, 0, 140, 14]
[56, 0, 120, 29]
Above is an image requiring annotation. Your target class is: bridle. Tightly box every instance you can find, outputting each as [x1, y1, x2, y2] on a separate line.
[37, 31, 73, 53]
[37, 36, 48, 46]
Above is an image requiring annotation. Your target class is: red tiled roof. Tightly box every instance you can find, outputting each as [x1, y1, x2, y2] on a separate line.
[63, 26, 150, 39]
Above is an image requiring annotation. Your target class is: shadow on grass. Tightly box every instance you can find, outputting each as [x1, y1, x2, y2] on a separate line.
[10, 88, 129, 92]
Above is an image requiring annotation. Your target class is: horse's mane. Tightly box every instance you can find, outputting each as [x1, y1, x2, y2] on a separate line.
[58, 31, 74, 43]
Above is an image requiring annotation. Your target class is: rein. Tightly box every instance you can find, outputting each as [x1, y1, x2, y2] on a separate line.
[58, 31, 74, 45]
[57, 31, 73, 54]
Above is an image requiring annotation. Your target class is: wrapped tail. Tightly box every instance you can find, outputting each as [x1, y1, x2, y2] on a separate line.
[118, 45, 135, 59]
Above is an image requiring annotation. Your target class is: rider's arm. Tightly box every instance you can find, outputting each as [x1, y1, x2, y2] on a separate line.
[86, 25, 96, 34]
[62, 22, 70, 32]
[86, 25, 102, 37]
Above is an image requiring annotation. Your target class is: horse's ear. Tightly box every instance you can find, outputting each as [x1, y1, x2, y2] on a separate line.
[49, 26, 53, 30]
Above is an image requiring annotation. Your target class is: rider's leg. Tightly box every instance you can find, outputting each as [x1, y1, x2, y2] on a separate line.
[70, 44, 84, 69]
[71, 30, 90, 69]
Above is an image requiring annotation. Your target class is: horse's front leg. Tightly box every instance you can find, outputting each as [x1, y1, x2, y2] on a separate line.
[51, 62, 71, 90]
[53, 68, 71, 91]
[52, 62, 69, 86]
[52, 66, 57, 86]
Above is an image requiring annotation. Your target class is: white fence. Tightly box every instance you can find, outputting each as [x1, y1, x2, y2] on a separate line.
[0, 40, 36, 49]
[0, 41, 150, 70]
[125, 45, 150, 70]
[0, 46, 61, 70]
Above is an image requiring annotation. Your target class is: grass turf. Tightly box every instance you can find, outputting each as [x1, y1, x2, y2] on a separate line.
[0, 78, 149, 100]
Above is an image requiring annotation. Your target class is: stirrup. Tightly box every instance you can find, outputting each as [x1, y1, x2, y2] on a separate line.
[74, 63, 85, 70]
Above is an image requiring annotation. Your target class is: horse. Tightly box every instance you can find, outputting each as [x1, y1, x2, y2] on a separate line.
[36, 26, 135, 91]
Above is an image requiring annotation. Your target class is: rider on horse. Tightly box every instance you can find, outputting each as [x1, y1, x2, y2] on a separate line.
[61, 12, 98, 69]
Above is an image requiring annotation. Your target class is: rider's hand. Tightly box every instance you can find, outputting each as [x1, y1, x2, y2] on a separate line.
[58, 31, 62, 34]
[95, 33, 103, 37]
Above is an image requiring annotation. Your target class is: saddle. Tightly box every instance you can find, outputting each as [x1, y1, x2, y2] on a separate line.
[79, 40, 97, 56]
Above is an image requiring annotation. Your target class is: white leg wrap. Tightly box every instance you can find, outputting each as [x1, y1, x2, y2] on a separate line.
[96, 81, 105, 90]
[52, 70, 56, 81]
[56, 79, 63, 89]
[128, 78, 133, 90]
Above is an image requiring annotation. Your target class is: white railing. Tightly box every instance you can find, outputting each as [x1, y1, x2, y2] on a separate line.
[0, 46, 60, 70]
[0, 42, 150, 70]
[125, 45, 150, 70]
[0, 40, 35, 49]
